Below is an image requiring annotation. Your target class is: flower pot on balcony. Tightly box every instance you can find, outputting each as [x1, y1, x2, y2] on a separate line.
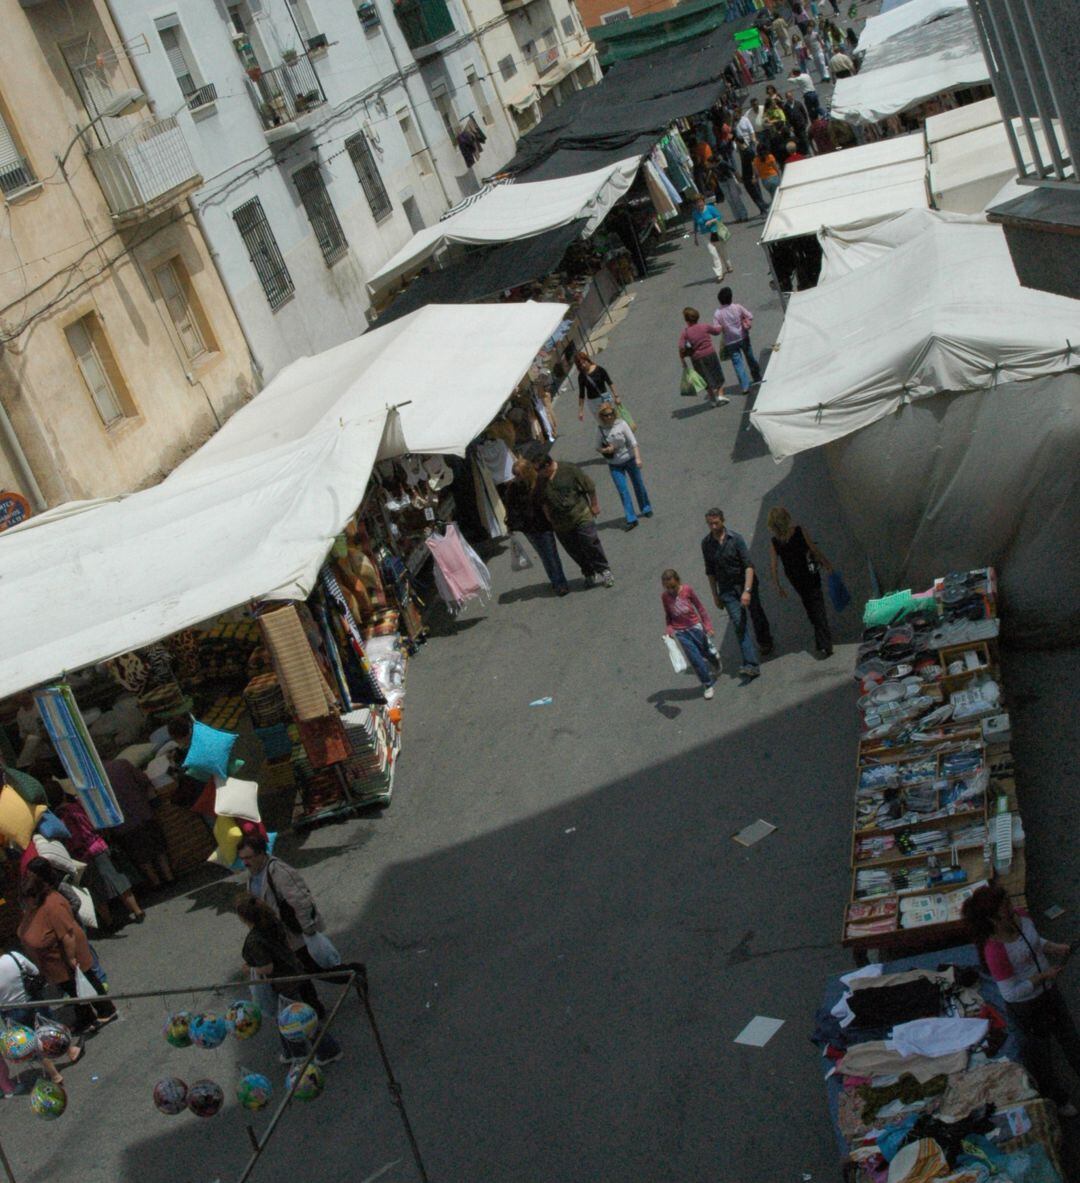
[247, 66, 263, 81]
[282, 49, 299, 63]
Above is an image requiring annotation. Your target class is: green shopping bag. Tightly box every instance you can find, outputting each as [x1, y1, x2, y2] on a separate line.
[680, 365, 707, 398]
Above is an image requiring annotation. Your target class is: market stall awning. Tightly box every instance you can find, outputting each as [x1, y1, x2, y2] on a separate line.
[760, 135, 928, 245]
[855, 0, 969, 54]
[366, 158, 640, 296]
[588, 0, 749, 68]
[922, 96, 1002, 148]
[830, 8, 988, 126]
[750, 220, 1080, 460]
[0, 303, 568, 699]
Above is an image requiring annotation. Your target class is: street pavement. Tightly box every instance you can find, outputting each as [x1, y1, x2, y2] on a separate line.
[7, 41, 1080, 1183]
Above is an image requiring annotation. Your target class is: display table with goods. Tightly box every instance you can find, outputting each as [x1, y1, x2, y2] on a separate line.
[814, 946, 1065, 1182]
[843, 569, 1025, 961]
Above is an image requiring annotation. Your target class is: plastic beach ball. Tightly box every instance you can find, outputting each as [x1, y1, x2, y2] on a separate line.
[35, 1023, 72, 1059]
[285, 1061, 324, 1102]
[186, 1079, 225, 1118]
[152, 1077, 189, 1116]
[237, 1071, 272, 1111]
[164, 1010, 193, 1048]
[189, 1012, 230, 1050]
[30, 1078, 67, 1120]
[277, 1001, 317, 1042]
[226, 999, 262, 1040]
[1, 1024, 37, 1062]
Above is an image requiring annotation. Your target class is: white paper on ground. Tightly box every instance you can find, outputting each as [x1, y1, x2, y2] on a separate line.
[734, 1016, 785, 1047]
[733, 819, 777, 847]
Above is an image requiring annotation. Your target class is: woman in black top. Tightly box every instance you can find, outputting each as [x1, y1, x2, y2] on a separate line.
[576, 352, 620, 422]
[766, 505, 834, 656]
[503, 458, 570, 596]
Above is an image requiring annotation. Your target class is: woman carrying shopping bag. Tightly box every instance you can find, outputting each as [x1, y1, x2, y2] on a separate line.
[661, 569, 720, 698]
[691, 194, 733, 281]
[596, 404, 652, 530]
[678, 307, 730, 407]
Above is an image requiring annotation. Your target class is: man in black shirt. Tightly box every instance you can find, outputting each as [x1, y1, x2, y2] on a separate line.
[701, 508, 774, 677]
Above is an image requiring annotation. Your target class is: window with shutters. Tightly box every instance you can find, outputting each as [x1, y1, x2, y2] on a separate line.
[65, 314, 135, 428]
[156, 19, 216, 111]
[345, 133, 391, 222]
[561, 14, 575, 35]
[498, 55, 517, 81]
[398, 111, 432, 175]
[0, 105, 35, 197]
[293, 163, 348, 266]
[288, 0, 319, 44]
[154, 257, 215, 362]
[465, 68, 493, 127]
[232, 197, 295, 309]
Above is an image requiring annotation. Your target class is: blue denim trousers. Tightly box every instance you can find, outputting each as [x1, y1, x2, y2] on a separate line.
[524, 530, 569, 591]
[675, 626, 715, 686]
[727, 336, 762, 392]
[718, 590, 760, 668]
[608, 461, 652, 523]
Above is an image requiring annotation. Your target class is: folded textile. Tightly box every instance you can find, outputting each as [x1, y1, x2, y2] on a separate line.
[838, 1042, 969, 1083]
[849, 979, 943, 1030]
[938, 1059, 1036, 1120]
[858, 1072, 949, 1123]
[888, 1017, 988, 1060]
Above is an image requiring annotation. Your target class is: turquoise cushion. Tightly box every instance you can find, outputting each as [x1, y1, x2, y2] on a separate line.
[182, 721, 238, 782]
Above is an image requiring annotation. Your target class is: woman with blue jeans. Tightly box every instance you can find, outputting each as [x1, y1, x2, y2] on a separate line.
[711, 286, 763, 394]
[504, 458, 570, 596]
[661, 569, 719, 698]
[596, 403, 652, 529]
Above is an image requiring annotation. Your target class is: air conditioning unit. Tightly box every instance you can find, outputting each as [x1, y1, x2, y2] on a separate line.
[357, 2, 379, 28]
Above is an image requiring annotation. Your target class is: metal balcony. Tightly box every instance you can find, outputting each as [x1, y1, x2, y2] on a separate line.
[184, 82, 218, 112]
[394, 0, 455, 58]
[246, 54, 328, 145]
[87, 116, 203, 225]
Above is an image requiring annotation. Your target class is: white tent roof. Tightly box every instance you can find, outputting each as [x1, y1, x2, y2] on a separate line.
[831, 8, 988, 125]
[760, 135, 927, 245]
[0, 303, 567, 699]
[750, 221, 1080, 459]
[817, 207, 985, 283]
[856, 0, 970, 54]
[923, 97, 1002, 147]
[366, 157, 641, 294]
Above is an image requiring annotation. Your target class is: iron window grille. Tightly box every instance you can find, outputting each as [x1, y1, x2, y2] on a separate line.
[345, 133, 392, 221]
[294, 162, 348, 265]
[232, 197, 295, 309]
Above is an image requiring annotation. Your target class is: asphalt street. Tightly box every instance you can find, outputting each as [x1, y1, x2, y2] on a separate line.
[6, 34, 1079, 1183]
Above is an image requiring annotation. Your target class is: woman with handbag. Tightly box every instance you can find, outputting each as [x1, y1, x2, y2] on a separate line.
[691, 194, 733, 281]
[17, 858, 117, 1035]
[766, 506, 834, 657]
[677, 307, 729, 407]
[596, 403, 653, 530]
[503, 458, 570, 596]
[661, 569, 719, 698]
[711, 287, 763, 393]
[0, 948, 85, 1086]
[575, 352, 619, 422]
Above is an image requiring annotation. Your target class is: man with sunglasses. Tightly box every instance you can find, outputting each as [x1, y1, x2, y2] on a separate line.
[533, 451, 614, 589]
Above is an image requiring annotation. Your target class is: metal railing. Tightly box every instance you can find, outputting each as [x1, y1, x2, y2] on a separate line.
[532, 44, 560, 75]
[394, 0, 455, 52]
[185, 81, 218, 111]
[247, 53, 327, 131]
[87, 115, 202, 220]
[0, 154, 36, 196]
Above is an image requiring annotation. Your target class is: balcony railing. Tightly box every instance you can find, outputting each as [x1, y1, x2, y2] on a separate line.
[87, 116, 202, 224]
[247, 54, 327, 141]
[184, 82, 218, 112]
[532, 45, 559, 76]
[0, 154, 37, 197]
[394, 0, 454, 54]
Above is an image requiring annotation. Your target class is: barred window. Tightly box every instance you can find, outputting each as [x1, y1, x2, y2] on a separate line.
[345, 132, 392, 221]
[561, 14, 575, 34]
[232, 197, 295, 309]
[293, 163, 348, 266]
[498, 54, 517, 81]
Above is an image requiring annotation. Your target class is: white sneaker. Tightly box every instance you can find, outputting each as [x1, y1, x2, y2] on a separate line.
[703, 685, 715, 700]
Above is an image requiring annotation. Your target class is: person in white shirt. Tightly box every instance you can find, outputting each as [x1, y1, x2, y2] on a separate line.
[734, 108, 756, 148]
[829, 50, 855, 79]
[748, 98, 765, 135]
[789, 69, 821, 119]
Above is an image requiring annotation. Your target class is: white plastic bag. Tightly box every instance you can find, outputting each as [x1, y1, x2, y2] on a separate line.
[509, 536, 533, 572]
[73, 967, 96, 1000]
[663, 635, 688, 674]
[303, 931, 342, 969]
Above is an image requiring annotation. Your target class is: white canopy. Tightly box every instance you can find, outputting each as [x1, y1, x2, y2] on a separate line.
[856, 0, 970, 54]
[923, 97, 1002, 147]
[760, 135, 927, 245]
[0, 303, 567, 699]
[831, 8, 988, 126]
[750, 220, 1080, 459]
[366, 157, 641, 294]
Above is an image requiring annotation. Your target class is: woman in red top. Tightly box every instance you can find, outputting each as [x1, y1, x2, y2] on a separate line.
[57, 787, 144, 928]
[661, 568, 719, 697]
[17, 858, 117, 1034]
[677, 307, 730, 407]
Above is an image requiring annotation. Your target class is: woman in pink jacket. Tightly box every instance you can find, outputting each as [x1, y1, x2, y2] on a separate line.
[661, 568, 720, 698]
[57, 787, 145, 929]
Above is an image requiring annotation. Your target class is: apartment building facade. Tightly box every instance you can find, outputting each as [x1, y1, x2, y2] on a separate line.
[0, 0, 257, 509]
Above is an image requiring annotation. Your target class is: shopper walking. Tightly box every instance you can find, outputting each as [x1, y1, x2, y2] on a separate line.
[678, 307, 729, 406]
[0, 948, 84, 1084]
[103, 757, 175, 890]
[701, 509, 774, 678]
[56, 786, 145, 928]
[829, 47, 855, 79]
[576, 352, 619, 422]
[711, 288, 763, 393]
[535, 453, 614, 587]
[770, 12, 792, 55]
[766, 507, 834, 656]
[239, 835, 342, 974]
[596, 403, 653, 530]
[661, 570, 718, 698]
[691, 194, 733, 281]
[737, 142, 771, 215]
[963, 884, 1080, 1115]
[752, 144, 782, 199]
[711, 154, 749, 222]
[789, 68, 821, 118]
[504, 458, 570, 596]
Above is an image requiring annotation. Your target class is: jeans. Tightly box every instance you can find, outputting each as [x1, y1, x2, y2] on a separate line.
[804, 91, 822, 119]
[727, 335, 762, 392]
[524, 529, 569, 590]
[718, 591, 759, 669]
[608, 461, 652, 524]
[556, 522, 610, 578]
[1006, 988, 1080, 1105]
[794, 578, 832, 652]
[761, 174, 781, 198]
[675, 627, 715, 686]
[719, 178, 748, 221]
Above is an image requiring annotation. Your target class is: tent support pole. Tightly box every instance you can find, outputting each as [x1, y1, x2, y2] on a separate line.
[0, 1137, 17, 1183]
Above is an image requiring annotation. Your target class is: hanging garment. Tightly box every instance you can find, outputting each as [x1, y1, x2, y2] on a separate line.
[475, 437, 515, 485]
[643, 163, 678, 219]
[319, 569, 386, 705]
[533, 393, 555, 442]
[426, 523, 491, 614]
[471, 455, 507, 539]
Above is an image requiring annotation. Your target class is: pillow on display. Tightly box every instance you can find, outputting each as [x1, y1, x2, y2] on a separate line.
[208, 815, 244, 868]
[214, 778, 260, 824]
[115, 742, 158, 769]
[4, 769, 47, 806]
[182, 722, 238, 781]
[0, 786, 46, 849]
[35, 810, 71, 842]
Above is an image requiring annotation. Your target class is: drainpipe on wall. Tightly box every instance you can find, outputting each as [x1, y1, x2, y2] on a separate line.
[0, 389, 47, 512]
[455, 0, 518, 148]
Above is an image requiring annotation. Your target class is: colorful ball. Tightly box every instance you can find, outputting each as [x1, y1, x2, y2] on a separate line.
[1, 1024, 37, 1062]
[189, 1013, 229, 1050]
[226, 1000, 262, 1040]
[186, 1079, 224, 1118]
[35, 1022, 72, 1059]
[277, 1002, 317, 1042]
[30, 1078, 67, 1120]
[152, 1077, 189, 1116]
[285, 1061, 324, 1102]
[164, 1010, 193, 1048]
[236, 1071, 272, 1111]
